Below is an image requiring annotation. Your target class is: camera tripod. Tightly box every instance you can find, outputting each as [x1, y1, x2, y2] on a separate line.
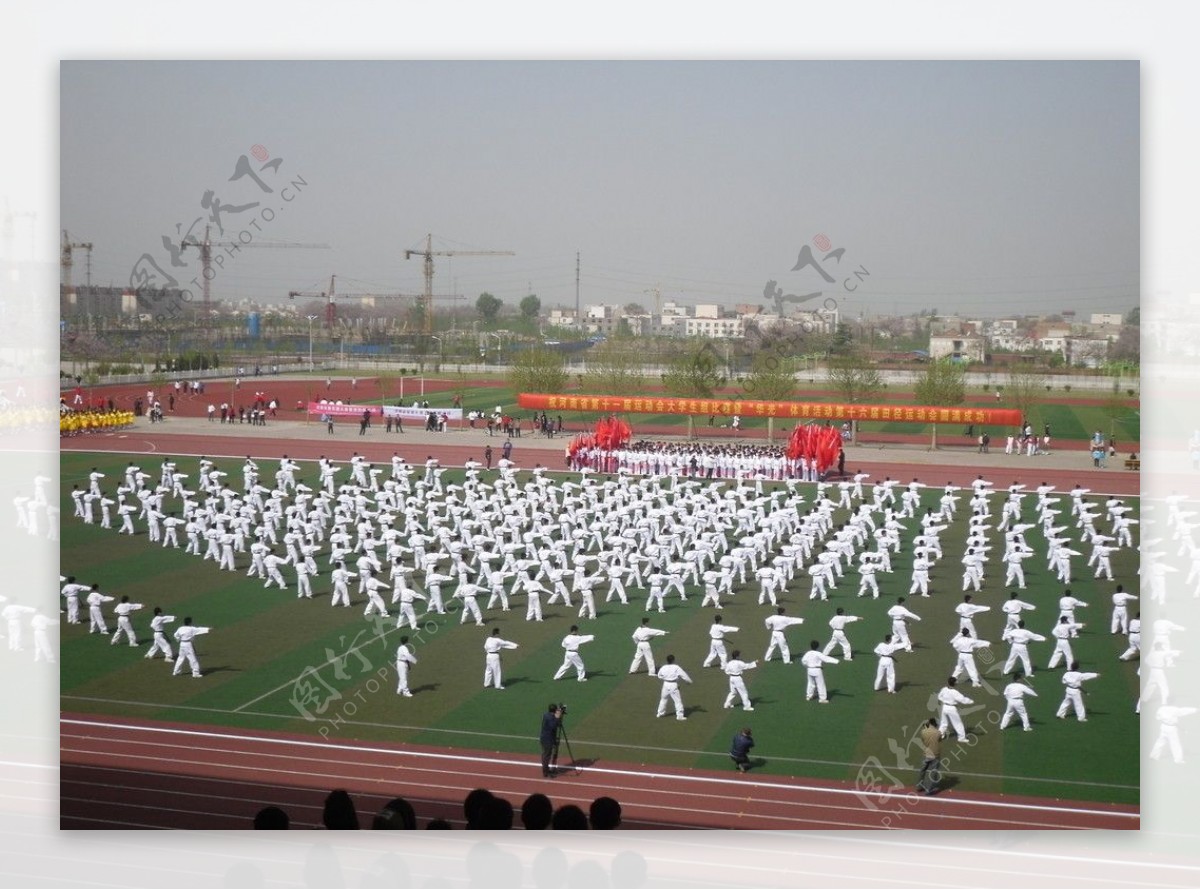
[550, 718, 580, 776]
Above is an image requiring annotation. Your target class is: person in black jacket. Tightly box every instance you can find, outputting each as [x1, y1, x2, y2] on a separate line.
[540, 703, 563, 778]
[730, 727, 755, 773]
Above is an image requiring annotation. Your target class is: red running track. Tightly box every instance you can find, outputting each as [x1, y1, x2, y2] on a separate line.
[60, 715, 1137, 831]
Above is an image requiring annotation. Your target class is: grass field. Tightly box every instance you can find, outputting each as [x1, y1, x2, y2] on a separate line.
[60, 450, 1140, 805]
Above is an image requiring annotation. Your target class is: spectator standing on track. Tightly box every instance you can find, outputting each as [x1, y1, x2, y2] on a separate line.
[730, 727, 755, 773]
[915, 718, 942, 794]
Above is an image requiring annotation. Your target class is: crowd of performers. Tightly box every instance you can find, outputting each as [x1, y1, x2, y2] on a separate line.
[566, 419, 846, 482]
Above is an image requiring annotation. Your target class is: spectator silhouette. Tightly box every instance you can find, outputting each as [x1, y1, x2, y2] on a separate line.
[426, 818, 452, 829]
[322, 788, 360, 829]
[551, 804, 588, 829]
[372, 797, 417, 830]
[464, 788, 495, 829]
[479, 795, 514, 829]
[589, 796, 622, 829]
[253, 805, 289, 829]
[520, 793, 553, 830]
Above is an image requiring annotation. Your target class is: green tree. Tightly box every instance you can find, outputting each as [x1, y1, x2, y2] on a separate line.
[742, 348, 797, 444]
[519, 294, 541, 321]
[508, 347, 568, 395]
[476, 292, 503, 324]
[825, 348, 883, 443]
[663, 340, 725, 439]
[584, 339, 643, 394]
[913, 357, 966, 449]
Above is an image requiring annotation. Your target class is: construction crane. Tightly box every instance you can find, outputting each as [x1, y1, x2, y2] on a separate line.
[288, 274, 422, 329]
[60, 229, 94, 290]
[181, 225, 329, 320]
[405, 234, 514, 335]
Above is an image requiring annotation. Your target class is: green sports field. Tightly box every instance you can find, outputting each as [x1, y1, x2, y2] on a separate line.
[60, 451, 1140, 806]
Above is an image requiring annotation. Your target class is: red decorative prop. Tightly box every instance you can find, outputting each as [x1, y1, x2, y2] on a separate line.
[785, 423, 843, 473]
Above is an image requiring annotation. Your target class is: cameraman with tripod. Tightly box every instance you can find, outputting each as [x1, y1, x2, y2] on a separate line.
[540, 703, 565, 778]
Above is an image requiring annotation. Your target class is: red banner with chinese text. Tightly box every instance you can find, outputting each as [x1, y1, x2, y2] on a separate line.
[518, 393, 1022, 427]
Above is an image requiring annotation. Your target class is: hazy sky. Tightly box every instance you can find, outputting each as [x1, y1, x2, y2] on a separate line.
[61, 60, 1138, 319]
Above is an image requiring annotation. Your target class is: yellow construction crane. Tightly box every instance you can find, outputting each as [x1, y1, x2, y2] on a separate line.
[181, 225, 329, 320]
[405, 234, 513, 335]
[60, 229, 94, 290]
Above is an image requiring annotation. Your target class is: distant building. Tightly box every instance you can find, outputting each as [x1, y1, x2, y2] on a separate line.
[1090, 312, 1124, 327]
[929, 335, 985, 363]
[685, 316, 744, 339]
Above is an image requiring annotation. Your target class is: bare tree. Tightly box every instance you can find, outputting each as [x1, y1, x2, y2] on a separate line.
[1004, 363, 1045, 430]
[508, 348, 568, 395]
[663, 339, 726, 439]
[914, 358, 967, 449]
[583, 339, 645, 394]
[742, 347, 797, 444]
[825, 348, 883, 443]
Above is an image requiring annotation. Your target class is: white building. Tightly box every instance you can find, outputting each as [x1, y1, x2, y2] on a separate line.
[929, 335, 985, 363]
[1090, 312, 1124, 326]
[685, 316, 744, 339]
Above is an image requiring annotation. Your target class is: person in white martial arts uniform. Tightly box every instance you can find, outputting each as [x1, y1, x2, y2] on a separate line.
[144, 608, 175, 661]
[703, 615, 739, 668]
[31, 611, 58, 663]
[763, 607, 804, 663]
[955, 595, 990, 638]
[330, 562, 356, 608]
[999, 671, 1038, 731]
[937, 676, 974, 742]
[949, 628, 992, 687]
[1048, 615, 1085, 669]
[823, 608, 861, 660]
[395, 636, 417, 697]
[873, 634, 905, 693]
[1151, 706, 1198, 763]
[887, 598, 921, 653]
[1119, 613, 1142, 661]
[908, 555, 931, 597]
[1002, 591, 1037, 630]
[263, 551, 291, 591]
[1056, 661, 1100, 721]
[483, 627, 519, 690]
[110, 595, 144, 647]
[362, 571, 391, 618]
[656, 654, 693, 720]
[629, 617, 669, 676]
[722, 650, 757, 710]
[172, 617, 211, 678]
[395, 582, 428, 630]
[61, 576, 86, 625]
[1058, 591, 1088, 636]
[452, 582, 484, 626]
[1001, 619, 1045, 676]
[3, 602, 35, 651]
[86, 585, 114, 634]
[801, 640, 839, 703]
[1111, 585, 1138, 635]
[553, 625, 594, 681]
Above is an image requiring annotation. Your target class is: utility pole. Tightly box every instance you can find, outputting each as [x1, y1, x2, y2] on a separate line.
[575, 251, 580, 322]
